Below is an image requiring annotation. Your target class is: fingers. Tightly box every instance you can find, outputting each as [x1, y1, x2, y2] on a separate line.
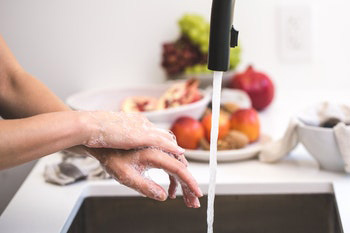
[170, 152, 189, 167]
[181, 182, 201, 208]
[145, 134, 185, 155]
[153, 128, 177, 143]
[168, 175, 178, 199]
[145, 150, 203, 198]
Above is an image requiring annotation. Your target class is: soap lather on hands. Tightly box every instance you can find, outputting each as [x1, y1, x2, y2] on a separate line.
[82, 111, 203, 208]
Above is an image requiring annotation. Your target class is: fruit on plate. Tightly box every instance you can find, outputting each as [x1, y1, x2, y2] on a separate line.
[230, 65, 274, 111]
[121, 96, 158, 112]
[199, 130, 248, 150]
[157, 78, 202, 109]
[218, 130, 249, 150]
[221, 102, 240, 114]
[201, 112, 230, 142]
[170, 116, 204, 149]
[230, 108, 260, 142]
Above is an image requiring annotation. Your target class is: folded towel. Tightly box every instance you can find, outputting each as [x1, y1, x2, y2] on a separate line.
[258, 102, 350, 173]
[258, 118, 299, 163]
[44, 151, 110, 185]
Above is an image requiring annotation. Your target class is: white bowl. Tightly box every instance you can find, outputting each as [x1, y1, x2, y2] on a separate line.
[297, 123, 345, 172]
[66, 84, 210, 129]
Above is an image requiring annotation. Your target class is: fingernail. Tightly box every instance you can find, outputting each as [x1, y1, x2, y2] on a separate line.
[150, 187, 167, 201]
[157, 191, 167, 201]
[193, 198, 201, 208]
[197, 188, 203, 197]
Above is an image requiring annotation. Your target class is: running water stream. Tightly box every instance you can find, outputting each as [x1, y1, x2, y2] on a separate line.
[207, 71, 223, 233]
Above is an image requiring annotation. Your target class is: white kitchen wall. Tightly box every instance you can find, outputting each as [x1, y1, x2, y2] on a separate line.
[0, 0, 350, 213]
[1, 0, 350, 100]
[0, 0, 213, 98]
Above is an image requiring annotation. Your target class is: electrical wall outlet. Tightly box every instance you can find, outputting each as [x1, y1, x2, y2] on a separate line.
[277, 5, 313, 62]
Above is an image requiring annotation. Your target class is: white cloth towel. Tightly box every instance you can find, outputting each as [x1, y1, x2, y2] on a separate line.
[258, 102, 350, 173]
[44, 151, 110, 185]
[258, 118, 299, 163]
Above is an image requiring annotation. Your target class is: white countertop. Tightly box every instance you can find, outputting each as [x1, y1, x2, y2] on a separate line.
[1, 90, 350, 233]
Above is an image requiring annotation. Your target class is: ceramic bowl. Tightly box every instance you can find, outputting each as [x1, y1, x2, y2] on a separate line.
[297, 122, 345, 172]
[66, 84, 210, 129]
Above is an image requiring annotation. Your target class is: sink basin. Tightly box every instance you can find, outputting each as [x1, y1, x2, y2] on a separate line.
[67, 194, 342, 233]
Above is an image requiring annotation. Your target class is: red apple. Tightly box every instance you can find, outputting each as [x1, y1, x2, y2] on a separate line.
[230, 65, 274, 111]
[230, 108, 260, 142]
[171, 116, 204, 149]
[201, 112, 230, 142]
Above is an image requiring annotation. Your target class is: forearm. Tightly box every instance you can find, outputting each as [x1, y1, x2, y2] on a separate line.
[0, 70, 69, 119]
[0, 35, 93, 161]
[0, 111, 90, 169]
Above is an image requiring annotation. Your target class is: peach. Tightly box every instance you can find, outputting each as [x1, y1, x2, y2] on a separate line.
[201, 112, 230, 142]
[171, 117, 204, 149]
[230, 108, 260, 142]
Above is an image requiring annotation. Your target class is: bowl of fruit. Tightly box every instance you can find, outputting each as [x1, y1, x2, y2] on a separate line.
[170, 89, 271, 162]
[67, 79, 210, 129]
[161, 14, 241, 88]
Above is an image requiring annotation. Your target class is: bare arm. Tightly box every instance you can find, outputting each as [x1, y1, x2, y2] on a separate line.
[0, 35, 86, 169]
[0, 35, 201, 206]
[0, 111, 89, 169]
[0, 35, 182, 165]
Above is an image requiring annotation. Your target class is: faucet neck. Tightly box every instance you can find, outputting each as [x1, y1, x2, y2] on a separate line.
[208, 0, 238, 72]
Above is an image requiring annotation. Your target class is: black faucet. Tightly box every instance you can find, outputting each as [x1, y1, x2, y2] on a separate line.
[208, 0, 239, 72]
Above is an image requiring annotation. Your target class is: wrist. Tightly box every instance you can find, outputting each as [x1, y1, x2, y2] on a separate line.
[75, 111, 94, 145]
[76, 111, 103, 147]
[64, 145, 110, 165]
[82, 147, 114, 166]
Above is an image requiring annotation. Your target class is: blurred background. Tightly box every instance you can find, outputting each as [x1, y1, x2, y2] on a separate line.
[1, 0, 349, 214]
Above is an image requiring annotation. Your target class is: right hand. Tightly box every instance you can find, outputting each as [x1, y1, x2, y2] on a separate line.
[91, 147, 203, 208]
[82, 111, 185, 155]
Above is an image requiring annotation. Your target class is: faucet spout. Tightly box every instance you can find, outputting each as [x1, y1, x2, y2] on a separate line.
[208, 0, 238, 72]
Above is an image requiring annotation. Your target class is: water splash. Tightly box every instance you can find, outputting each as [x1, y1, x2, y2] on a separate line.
[207, 71, 223, 233]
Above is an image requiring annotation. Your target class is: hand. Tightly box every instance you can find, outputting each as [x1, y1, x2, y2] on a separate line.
[83, 111, 184, 155]
[92, 147, 203, 208]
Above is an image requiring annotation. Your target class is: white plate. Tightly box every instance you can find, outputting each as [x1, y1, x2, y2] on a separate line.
[185, 134, 271, 162]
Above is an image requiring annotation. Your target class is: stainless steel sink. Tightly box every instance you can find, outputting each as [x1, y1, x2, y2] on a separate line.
[67, 194, 342, 233]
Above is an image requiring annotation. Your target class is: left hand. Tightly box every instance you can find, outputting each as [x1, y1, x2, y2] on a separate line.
[82, 111, 185, 155]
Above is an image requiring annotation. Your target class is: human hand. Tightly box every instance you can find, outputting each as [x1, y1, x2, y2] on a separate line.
[92, 147, 203, 208]
[83, 111, 184, 155]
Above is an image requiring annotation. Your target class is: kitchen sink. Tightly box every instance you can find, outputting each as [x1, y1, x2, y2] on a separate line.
[67, 194, 342, 233]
